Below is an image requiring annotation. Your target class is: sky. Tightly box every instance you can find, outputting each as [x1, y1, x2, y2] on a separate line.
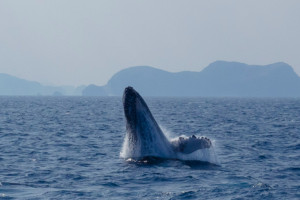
[0, 0, 299, 86]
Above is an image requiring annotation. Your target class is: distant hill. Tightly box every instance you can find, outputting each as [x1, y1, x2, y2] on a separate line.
[2, 61, 300, 97]
[82, 61, 300, 97]
[0, 73, 85, 96]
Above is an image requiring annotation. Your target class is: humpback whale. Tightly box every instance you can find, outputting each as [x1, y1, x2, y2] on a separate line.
[121, 86, 217, 162]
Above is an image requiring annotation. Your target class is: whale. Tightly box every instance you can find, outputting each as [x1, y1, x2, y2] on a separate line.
[121, 86, 215, 161]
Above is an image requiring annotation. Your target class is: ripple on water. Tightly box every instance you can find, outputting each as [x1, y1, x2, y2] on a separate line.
[0, 97, 299, 199]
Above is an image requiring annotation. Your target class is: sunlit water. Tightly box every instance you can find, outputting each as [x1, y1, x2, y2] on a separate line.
[0, 97, 299, 199]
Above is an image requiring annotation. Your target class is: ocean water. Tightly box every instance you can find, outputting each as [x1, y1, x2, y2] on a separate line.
[0, 96, 299, 200]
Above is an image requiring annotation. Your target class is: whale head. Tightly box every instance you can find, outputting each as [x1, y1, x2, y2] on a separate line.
[122, 86, 174, 158]
[122, 86, 216, 162]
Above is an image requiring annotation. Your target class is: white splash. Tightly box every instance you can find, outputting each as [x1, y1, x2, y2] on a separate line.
[120, 128, 219, 165]
[120, 133, 130, 158]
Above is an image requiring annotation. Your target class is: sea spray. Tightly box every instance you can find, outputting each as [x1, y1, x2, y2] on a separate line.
[121, 127, 219, 164]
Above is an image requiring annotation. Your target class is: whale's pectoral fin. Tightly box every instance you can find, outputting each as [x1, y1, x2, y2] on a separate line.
[171, 136, 212, 154]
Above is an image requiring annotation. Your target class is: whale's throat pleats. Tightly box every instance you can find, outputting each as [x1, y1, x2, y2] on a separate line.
[130, 96, 174, 157]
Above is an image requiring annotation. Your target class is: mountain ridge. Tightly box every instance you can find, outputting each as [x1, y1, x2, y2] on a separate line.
[1, 61, 300, 97]
[83, 61, 300, 97]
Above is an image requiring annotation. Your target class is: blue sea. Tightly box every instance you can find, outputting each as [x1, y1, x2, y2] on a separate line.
[0, 97, 299, 199]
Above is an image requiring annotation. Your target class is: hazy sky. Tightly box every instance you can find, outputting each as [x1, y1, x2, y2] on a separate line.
[1, 0, 299, 86]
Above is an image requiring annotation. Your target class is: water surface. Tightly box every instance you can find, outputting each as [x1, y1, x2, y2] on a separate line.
[0, 97, 299, 199]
